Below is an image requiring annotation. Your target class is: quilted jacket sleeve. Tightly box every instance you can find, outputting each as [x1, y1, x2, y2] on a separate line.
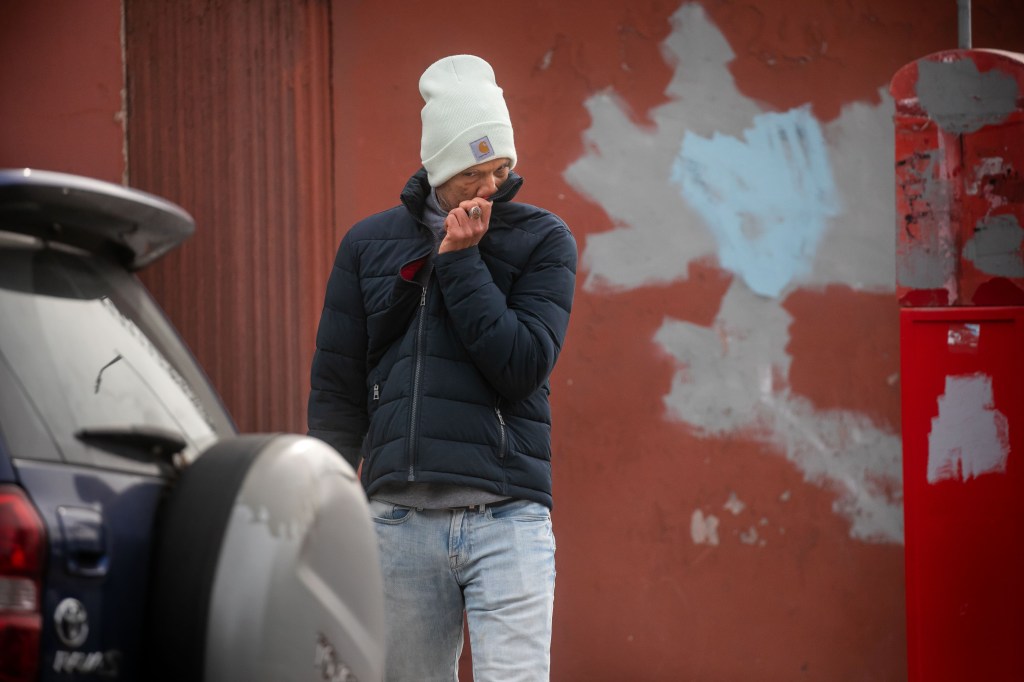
[307, 233, 368, 467]
[434, 218, 577, 403]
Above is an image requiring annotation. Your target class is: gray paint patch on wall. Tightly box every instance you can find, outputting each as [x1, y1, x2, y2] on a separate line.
[897, 231, 959, 291]
[655, 282, 903, 543]
[928, 373, 1010, 483]
[811, 90, 895, 292]
[963, 214, 1024, 277]
[916, 59, 1018, 134]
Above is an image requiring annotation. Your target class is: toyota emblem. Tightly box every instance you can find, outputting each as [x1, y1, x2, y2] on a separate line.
[54, 598, 90, 648]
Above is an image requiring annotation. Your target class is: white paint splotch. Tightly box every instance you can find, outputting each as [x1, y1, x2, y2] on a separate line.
[564, 3, 903, 542]
[690, 509, 721, 546]
[928, 373, 1010, 483]
[723, 492, 746, 516]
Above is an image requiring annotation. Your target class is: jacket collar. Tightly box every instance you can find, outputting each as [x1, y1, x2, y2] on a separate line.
[400, 167, 524, 219]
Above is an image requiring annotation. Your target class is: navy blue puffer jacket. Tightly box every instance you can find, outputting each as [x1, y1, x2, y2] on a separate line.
[308, 169, 577, 508]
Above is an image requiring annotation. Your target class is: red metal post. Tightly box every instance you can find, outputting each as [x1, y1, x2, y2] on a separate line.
[892, 49, 1024, 681]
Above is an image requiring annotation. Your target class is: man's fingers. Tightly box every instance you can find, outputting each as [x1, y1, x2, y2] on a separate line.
[440, 202, 490, 253]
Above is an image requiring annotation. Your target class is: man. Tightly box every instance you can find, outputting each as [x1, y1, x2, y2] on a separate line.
[308, 54, 577, 681]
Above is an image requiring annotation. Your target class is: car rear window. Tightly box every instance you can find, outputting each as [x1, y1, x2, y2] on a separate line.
[0, 233, 234, 473]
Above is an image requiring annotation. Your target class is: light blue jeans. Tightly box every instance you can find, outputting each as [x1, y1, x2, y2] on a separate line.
[368, 499, 556, 682]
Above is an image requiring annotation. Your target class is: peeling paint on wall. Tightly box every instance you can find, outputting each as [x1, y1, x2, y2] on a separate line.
[566, 2, 902, 542]
[928, 373, 1010, 483]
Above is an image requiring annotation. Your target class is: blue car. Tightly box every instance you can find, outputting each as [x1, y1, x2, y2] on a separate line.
[0, 169, 384, 682]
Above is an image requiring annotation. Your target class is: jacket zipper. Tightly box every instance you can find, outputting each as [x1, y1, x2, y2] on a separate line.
[406, 281, 429, 481]
[495, 406, 507, 459]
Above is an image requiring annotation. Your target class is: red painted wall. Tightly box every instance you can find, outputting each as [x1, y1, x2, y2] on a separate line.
[0, 0, 125, 182]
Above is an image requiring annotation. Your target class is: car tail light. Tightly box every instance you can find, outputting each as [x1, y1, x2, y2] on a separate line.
[0, 485, 45, 682]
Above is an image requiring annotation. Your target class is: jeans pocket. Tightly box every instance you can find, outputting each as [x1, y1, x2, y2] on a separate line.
[368, 499, 414, 524]
[488, 500, 550, 522]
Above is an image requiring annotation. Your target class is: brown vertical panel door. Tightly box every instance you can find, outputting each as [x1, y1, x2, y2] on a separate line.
[125, 0, 335, 433]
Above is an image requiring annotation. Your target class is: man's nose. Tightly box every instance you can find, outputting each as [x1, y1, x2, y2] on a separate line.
[478, 175, 498, 197]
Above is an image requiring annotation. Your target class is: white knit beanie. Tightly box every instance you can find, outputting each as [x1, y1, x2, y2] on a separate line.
[419, 55, 517, 187]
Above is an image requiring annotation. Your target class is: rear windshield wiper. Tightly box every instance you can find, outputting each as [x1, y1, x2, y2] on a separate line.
[75, 425, 187, 472]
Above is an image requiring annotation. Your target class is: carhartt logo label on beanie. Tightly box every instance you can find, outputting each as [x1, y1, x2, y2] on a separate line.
[419, 55, 517, 187]
[470, 136, 495, 163]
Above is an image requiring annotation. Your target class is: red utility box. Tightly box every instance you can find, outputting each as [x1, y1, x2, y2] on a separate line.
[892, 50, 1024, 681]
